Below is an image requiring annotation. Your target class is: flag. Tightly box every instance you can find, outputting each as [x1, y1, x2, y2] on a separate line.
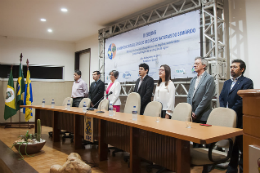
[16, 63, 25, 111]
[23, 69, 33, 121]
[4, 69, 17, 120]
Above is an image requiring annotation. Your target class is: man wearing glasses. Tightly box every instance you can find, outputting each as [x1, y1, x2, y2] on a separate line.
[187, 57, 215, 124]
[219, 59, 253, 173]
[89, 71, 105, 108]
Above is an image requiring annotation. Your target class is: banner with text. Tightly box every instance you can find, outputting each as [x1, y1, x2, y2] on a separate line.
[105, 10, 200, 83]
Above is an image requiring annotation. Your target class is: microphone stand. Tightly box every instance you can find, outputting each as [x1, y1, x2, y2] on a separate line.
[88, 91, 113, 113]
[87, 96, 105, 111]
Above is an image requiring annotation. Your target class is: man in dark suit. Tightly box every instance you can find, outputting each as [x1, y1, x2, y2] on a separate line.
[89, 71, 105, 108]
[187, 57, 216, 124]
[134, 63, 154, 115]
[219, 59, 253, 173]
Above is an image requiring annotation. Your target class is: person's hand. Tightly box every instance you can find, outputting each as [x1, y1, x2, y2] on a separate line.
[191, 112, 197, 120]
[91, 103, 94, 107]
[165, 114, 170, 119]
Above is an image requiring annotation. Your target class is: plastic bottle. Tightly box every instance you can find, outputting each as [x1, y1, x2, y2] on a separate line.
[132, 106, 137, 121]
[67, 100, 71, 110]
[51, 99, 55, 108]
[42, 98, 45, 107]
[83, 102, 87, 113]
[109, 103, 113, 116]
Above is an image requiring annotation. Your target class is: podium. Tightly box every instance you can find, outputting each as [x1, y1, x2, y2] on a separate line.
[238, 89, 260, 173]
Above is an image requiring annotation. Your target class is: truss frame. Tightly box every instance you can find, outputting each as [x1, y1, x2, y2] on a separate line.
[98, 0, 227, 106]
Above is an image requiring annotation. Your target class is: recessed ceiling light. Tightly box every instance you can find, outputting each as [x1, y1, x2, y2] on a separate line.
[61, 8, 68, 12]
[47, 29, 53, 33]
[40, 18, 46, 22]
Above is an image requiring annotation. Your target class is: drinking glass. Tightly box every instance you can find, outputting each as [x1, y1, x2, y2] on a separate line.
[156, 113, 161, 123]
[113, 108, 117, 116]
[186, 116, 192, 128]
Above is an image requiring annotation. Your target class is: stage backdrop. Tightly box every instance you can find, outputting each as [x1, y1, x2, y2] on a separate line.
[105, 10, 200, 83]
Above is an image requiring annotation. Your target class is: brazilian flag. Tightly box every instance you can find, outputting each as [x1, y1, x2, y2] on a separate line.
[4, 69, 17, 120]
[23, 69, 33, 121]
[16, 63, 25, 111]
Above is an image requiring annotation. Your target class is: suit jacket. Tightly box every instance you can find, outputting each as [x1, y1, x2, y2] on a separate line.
[88, 80, 105, 108]
[187, 71, 215, 122]
[107, 80, 121, 105]
[219, 75, 253, 128]
[134, 75, 154, 115]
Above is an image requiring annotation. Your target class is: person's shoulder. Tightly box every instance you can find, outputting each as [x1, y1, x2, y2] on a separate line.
[147, 75, 153, 79]
[241, 76, 253, 83]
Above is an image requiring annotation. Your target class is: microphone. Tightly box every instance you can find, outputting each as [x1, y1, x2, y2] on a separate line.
[87, 91, 113, 111]
[106, 91, 113, 97]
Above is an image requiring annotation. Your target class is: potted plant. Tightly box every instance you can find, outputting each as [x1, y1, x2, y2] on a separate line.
[11, 119, 46, 159]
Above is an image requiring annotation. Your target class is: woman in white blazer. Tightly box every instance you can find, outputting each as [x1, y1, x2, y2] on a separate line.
[154, 65, 175, 119]
[106, 70, 121, 112]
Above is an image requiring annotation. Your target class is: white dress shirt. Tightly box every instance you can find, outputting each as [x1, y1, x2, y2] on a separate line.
[193, 71, 205, 96]
[137, 74, 147, 91]
[154, 80, 175, 116]
[71, 78, 88, 98]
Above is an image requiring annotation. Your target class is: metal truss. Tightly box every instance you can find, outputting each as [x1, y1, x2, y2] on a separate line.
[119, 82, 190, 97]
[201, 0, 227, 106]
[98, 0, 227, 107]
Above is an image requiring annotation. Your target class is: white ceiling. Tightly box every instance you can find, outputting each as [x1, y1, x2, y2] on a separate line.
[0, 0, 172, 42]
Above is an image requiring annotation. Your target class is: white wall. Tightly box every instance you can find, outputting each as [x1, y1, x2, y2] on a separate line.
[0, 36, 75, 81]
[75, 34, 99, 84]
[229, 0, 260, 88]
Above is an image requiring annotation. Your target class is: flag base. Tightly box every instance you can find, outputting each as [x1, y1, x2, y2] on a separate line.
[4, 123, 34, 129]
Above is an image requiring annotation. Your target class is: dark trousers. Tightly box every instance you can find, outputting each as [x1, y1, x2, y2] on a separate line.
[72, 97, 83, 107]
[227, 135, 243, 173]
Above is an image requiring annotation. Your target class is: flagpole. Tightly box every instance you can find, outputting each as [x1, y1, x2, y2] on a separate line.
[26, 59, 30, 129]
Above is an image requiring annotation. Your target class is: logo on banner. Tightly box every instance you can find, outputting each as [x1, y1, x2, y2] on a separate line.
[176, 69, 186, 74]
[191, 66, 196, 74]
[108, 43, 116, 60]
[123, 71, 131, 79]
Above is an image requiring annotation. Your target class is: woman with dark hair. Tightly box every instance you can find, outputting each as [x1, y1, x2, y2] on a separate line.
[154, 65, 175, 119]
[106, 70, 121, 112]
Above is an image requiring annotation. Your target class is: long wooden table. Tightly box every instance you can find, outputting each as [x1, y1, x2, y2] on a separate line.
[21, 105, 243, 173]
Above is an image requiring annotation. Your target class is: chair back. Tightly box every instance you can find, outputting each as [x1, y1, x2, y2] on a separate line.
[124, 92, 141, 114]
[78, 98, 91, 108]
[62, 97, 73, 106]
[97, 99, 109, 111]
[143, 101, 162, 117]
[171, 103, 192, 121]
[207, 107, 237, 148]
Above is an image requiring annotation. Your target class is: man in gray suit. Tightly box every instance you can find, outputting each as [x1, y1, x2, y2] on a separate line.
[187, 57, 215, 124]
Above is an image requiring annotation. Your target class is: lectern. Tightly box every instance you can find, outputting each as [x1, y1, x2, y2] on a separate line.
[238, 89, 260, 173]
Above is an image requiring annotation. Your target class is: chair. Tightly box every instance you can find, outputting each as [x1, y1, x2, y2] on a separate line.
[97, 99, 109, 111]
[124, 92, 141, 114]
[78, 98, 91, 108]
[49, 97, 74, 139]
[190, 107, 237, 173]
[62, 97, 73, 107]
[171, 103, 192, 121]
[143, 101, 162, 117]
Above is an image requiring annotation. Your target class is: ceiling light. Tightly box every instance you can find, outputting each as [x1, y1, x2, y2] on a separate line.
[61, 8, 68, 12]
[40, 18, 46, 22]
[47, 29, 53, 33]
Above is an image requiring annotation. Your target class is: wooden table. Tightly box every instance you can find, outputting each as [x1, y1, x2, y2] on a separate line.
[21, 105, 243, 173]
